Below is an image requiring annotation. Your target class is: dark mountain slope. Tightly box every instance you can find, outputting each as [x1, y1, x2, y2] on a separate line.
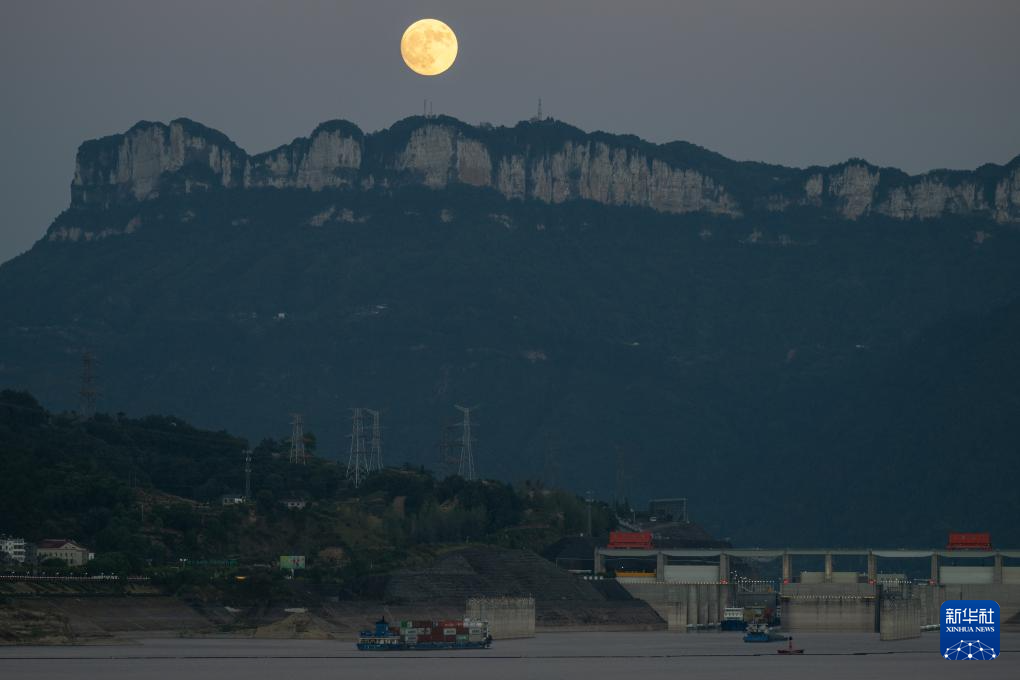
[783, 297, 1020, 547]
[2, 182, 1019, 546]
[2, 114, 1020, 547]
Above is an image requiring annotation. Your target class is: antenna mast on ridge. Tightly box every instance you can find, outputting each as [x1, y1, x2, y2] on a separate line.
[530, 98, 544, 123]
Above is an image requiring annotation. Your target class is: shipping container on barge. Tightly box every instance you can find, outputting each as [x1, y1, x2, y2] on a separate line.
[357, 617, 492, 651]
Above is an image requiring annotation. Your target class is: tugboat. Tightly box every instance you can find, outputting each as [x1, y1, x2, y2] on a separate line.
[356, 618, 405, 650]
[743, 619, 788, 643]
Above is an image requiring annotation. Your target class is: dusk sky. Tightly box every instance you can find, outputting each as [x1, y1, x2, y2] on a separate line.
[2, 0, 1019, 262]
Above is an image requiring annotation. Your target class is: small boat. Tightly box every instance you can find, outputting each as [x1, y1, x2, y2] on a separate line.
[743, 620, 788, 643]
[777, 636, 804, 654]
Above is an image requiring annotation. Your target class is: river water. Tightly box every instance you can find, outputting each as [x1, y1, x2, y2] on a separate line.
[1, 631, 1017, 679]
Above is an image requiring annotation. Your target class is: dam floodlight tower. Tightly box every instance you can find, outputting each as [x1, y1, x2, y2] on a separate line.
[346, 408, 370, 487]
[455, 405, 476, 480]
[289, 413, 307, 465]
[79, 350, 99, 419]
[366, 409, 383, 471]
[243, 449, 252, 502]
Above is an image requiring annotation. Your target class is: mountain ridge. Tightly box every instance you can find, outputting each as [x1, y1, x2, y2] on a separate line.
[5, 115, 1020, 546]
[62, 115, 1020, 241]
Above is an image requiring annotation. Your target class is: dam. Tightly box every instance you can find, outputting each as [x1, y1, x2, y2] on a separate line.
[593, 546, 1020, 634]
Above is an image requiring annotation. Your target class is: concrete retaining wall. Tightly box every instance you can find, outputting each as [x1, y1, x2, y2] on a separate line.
[781, 583, 877, 633]
[465, 597, 535, 639]
[880, 599, 921, 641]
[784, 598, 876, 632]
[618, 581, 727, 631]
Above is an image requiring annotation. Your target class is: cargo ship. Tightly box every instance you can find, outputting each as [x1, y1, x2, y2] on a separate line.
[357, 617, 492, 651]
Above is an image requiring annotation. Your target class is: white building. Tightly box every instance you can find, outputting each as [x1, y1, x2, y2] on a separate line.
[36, 539, 90, 566]
[0, 535, 27, 563]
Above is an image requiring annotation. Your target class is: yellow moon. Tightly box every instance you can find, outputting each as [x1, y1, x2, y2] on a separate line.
[400, 18, 458, 76]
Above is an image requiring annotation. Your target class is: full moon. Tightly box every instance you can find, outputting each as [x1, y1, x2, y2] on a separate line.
[400, 19, 458, 76]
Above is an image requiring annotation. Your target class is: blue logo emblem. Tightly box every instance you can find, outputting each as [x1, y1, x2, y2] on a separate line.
[941, 600, 999, 660]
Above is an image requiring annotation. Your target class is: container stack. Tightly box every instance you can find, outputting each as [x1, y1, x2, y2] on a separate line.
[397, 619, 488, 647]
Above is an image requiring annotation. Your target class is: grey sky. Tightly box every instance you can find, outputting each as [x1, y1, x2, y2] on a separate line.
[2, 0, 1019, 262]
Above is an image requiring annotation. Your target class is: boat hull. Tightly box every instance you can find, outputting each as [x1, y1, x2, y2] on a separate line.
[744, 632, 788, 642]
[357, 641, 491, 651]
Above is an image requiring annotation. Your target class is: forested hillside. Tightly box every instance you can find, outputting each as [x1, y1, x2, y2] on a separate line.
[0, 390, 615, 575]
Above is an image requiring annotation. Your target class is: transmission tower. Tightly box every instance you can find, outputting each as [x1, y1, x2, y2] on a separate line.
[78, 350, 99, 419]
[454, 405, 476, 480]
[289, 414, 307, 464]
[243, 449, 252, 501]
[366, 409, 383, 471]
[346, 408, 370, 487]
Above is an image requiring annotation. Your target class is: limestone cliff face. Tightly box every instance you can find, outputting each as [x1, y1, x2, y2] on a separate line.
[388, 124, 739, 215]
[826, 164, 881, 219]
[67, 115, 1020, 226]
[878, 178, 990, 220]
[995, 167, 1020, 223]
[521, 141, 737, 215]
[795, 162, 1018, 223]
[73, 119, 243, 207]
[244, 123, 362, 191]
